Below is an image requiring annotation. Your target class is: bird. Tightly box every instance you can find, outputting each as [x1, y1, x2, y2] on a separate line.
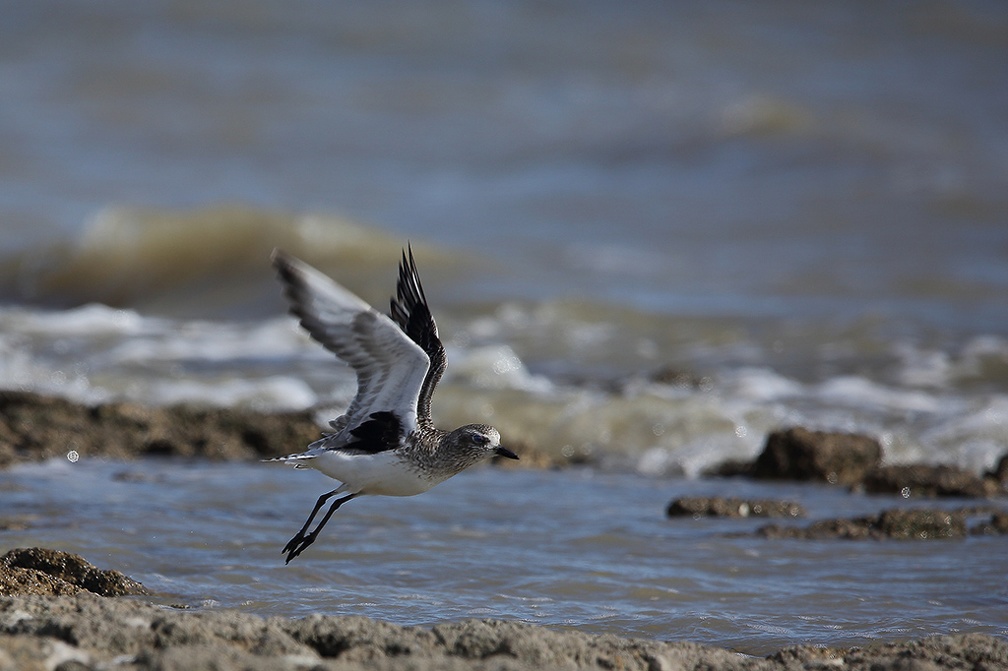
[266, 246, 518, 563]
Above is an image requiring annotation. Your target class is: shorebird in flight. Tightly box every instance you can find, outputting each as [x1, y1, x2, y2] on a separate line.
[267, 246, 518, 563]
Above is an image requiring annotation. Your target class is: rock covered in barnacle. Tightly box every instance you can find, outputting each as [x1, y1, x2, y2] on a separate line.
[863, 463, 995, 498]
[756, 508, 969, 540]
[666, 496, 805, 519]
[0, 548, 147, 597]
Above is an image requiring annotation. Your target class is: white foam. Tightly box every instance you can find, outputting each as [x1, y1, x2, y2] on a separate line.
[135, 375, 317, 411]
[815, 376, 945, 414]
[918, 395, 1008, 471]
[719, 367, 804, 402]
[447, 344, 552, 393]
[90, 317, 313, 367]
[0, 306, 328, 408]
[0, 303, 151, 336]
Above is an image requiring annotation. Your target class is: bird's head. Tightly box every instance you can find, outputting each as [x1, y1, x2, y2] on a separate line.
[450, 424, 519, 462]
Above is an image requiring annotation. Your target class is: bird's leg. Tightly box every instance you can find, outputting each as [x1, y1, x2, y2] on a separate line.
[283, 489, 338, 556]
[283, 492, 359, 564]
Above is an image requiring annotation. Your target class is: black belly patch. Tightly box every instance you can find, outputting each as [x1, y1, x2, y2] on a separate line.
[344, 411, 402, 454]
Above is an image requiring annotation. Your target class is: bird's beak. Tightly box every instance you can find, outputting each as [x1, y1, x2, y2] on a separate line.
[495, 446, 519, 460]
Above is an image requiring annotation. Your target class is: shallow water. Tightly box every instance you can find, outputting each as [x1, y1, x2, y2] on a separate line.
[3, 458, 1005, 654]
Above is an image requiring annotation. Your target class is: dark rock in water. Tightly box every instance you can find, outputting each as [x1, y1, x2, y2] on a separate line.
[970, 511, 1008, 536]
[986, 453, 1008, 493]
[0, 390, 556, 469]
[703, 458, 754, 478]
[874, 508, 968, 539]
[757, 508, 968, 541]
[0, 515, 33, 531]
[666, 496, 805, 519]
[0, 390, 320, 467]
[707, 428, 1002, 500]
[647, 366, 708, 390]
[993, 453, 1008, 478]
[0, 548, 147, 597]
[863, 464, 995, 498]
[0, 564, 83, 597]
[749, 427, 882, 486]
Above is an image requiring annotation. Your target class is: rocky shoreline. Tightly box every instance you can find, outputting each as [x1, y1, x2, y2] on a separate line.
[2, 391, 1007, 669]
[3, 391, 1006, 490]
[708, 426, 1008, 498]
[0, 390, 556, 470]
[0, 550, 1005, 671]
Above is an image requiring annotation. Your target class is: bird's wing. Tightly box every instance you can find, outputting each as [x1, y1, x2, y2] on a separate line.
[388, 244, 447, 425]
[271, 249, 429, 452]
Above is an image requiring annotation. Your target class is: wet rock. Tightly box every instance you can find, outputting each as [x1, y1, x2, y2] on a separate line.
[874, 508, 968, 539]
[0, 516, 33, 532]
[985, 452, 1008, 494]
[994, 453, 1008, 481]
[970, 511, 1008, 536]
[0, 548, 147, 597]
[703, 458, 753, 478]
[749, 427, 882, 485]
[0, 390, 321, 467]
[0, 391, 553, 470]
[863, 464, 994, 498]
[708, 430, 1003, 499]
[0, 565, 84, 598]
[647, 366, 707, 390]
[757, 508, 968, 541]
[759, 517, 873, 541]
[666, 497, 805, 519]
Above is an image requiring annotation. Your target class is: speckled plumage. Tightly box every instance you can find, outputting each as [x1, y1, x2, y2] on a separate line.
[266, 246, 518, 563]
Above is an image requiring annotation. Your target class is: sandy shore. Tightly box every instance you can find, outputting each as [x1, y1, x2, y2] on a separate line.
[0, 590, 1005, 671]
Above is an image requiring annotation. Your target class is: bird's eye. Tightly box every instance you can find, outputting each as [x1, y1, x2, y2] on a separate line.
[469, 433, 489, 446]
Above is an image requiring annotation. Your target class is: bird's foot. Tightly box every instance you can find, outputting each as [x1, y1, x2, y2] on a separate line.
[282, 531, 317, 564]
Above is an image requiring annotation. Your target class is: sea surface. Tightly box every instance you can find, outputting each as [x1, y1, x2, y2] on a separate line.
[1, 0, 1007, 654]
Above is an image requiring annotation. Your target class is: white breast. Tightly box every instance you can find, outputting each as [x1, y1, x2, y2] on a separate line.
[310, 450, 436, 497]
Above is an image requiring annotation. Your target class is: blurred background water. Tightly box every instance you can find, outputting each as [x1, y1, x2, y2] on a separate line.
[2, 1, 1006, 328]
[2, 0, 1007, 472]
[1, 0, 1006, 652]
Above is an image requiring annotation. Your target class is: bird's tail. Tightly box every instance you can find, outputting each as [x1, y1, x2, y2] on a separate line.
[261, 452, 318, 468]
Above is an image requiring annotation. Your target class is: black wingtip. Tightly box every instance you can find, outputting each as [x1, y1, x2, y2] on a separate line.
[270, 249, 298, 298]
[403, 243, 428, 303]
[270, 248, 296, 277]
